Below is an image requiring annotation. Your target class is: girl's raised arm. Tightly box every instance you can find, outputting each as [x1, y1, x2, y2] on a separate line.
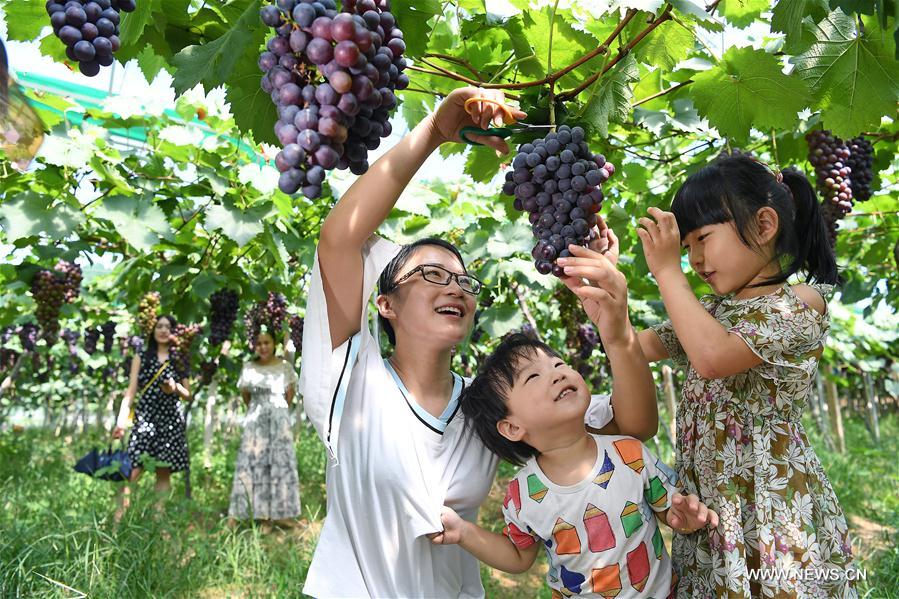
[317, 87, 523, 349]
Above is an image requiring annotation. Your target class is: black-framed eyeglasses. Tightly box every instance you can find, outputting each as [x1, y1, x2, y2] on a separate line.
[389, 264, 483, 295]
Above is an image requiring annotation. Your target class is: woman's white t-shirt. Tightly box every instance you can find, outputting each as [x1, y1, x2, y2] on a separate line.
[299, 234, 614, 598]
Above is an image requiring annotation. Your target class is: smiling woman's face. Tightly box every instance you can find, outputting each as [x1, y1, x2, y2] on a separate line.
[255, 332, 276, 360]
[378, 245, 478, 349]
[154, 317, 173, 345]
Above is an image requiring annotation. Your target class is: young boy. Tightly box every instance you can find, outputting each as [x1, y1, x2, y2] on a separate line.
[431, 248, 718, 597]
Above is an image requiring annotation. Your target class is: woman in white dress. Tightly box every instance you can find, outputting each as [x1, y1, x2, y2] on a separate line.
[228, 329, 300, 525]
[299, 86, 660, 597]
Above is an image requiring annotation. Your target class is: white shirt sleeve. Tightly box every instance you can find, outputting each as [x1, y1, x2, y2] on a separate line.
[299, 234, 401, 459]
[585, 393, 614, 429]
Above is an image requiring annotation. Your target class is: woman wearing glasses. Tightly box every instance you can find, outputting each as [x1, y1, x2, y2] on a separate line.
[300, 86, 658, 597]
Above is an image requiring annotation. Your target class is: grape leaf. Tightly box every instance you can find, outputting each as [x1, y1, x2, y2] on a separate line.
[828, 0, 879, 14]
[170, 0, 262, 94]
[792, 11, 899, 136]
[136, 44, 169, 83]
[581, 54, 640, 137]
[479, 303, 525, 338]
[392, 0, 443, 57]
[3, 0, 49, 42]
[223, 37, 278, 146]
[771, 0, 830, 53]
[501, 15, 545, 79]
[205, 204, 265, 247]
[690, 47, 811, 144]
[633, 19, 695, 71]
[118, 0, 155, 47]
[486, 219, 534, 259]
[92, 195, 169, 253]
[0, 193, 85, 242]
[719, 0, 769, 28]
[465, 144, 505, 183]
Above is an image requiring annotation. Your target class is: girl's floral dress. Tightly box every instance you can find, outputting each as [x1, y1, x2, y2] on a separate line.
[652, 284, 857, 598]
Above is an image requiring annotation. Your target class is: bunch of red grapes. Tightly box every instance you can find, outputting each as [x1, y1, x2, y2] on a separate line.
[806, 130, 877, 247]
[30, 260, 82, 344]
[258, 0, 408, 198]
[245, 292, 289, 347]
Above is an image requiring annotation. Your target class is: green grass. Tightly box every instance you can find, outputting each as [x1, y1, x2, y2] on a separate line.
[1, 413, 896, 598]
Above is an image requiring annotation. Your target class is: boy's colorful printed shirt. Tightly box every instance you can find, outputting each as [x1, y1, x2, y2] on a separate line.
[502, 434, 680, 598]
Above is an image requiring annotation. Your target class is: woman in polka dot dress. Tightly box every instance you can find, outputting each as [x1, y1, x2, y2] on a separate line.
[113, 315, 191, 513]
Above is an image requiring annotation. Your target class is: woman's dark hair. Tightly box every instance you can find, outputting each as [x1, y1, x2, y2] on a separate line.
[143, 314, 177, 362]
[377, 237, 468, 346]
[460, 333, 561, 466]
[671, 154, 841, 287]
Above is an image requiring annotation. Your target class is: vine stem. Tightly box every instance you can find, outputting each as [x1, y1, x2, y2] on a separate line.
[512, 283, 542, 342]
[547, 0, 561, 130]
[558, 5, 674, 100]
[423, 53, 484, 82]
[631, 79, 693, 107]
[406, 9, 638, 91]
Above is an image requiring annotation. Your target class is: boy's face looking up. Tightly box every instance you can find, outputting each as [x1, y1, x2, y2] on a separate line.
[497, 349, 591, 450]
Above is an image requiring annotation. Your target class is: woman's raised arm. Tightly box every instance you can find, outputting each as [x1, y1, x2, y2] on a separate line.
[317, 87, 524, 349]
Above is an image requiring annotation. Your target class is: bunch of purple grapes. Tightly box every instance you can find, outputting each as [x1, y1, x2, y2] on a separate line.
[170, 323, 201, 379]
[576, 323, 599, 360]
[62, 328, 80, 372]
[208, 289, 240, 346]
[84, 326, 100, 354]
[100, 321, 116, 353]
[289, 315, 304, 352]
[806, 130, 881, 248]
[245, 292, 288, 346]
[199, 360, 219, 386]
[30, 261, 82, 344]
[128, 335, 144, 354]
[846, 136, 874, 202]
[258, 0, 408, 198]
[46, 0, 136, 77]
[18, 323, 39, 352]
[501, 125, 614, 277]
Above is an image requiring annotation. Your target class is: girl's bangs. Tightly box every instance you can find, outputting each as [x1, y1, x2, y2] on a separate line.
[670, 170, 733, 239]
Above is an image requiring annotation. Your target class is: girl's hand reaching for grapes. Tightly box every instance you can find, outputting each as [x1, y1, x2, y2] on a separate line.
[637, 208, 683, 280]
[429, 87, 526, 154]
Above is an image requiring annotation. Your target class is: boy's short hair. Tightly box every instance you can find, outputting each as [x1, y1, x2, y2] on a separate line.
[460, 332, 561, 466]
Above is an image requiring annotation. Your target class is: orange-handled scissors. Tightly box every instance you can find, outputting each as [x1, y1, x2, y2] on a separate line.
[460, 96, 552, 146]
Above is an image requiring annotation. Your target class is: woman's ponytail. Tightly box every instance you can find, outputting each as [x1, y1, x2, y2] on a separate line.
[780, 167, 841, 286]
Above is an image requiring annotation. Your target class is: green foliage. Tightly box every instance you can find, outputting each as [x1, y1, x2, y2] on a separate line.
[691, 47, 812, 144]
[792, 11, 899, 137]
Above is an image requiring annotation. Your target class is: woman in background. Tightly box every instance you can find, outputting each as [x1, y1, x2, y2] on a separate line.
[227, 326, 300, 528]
